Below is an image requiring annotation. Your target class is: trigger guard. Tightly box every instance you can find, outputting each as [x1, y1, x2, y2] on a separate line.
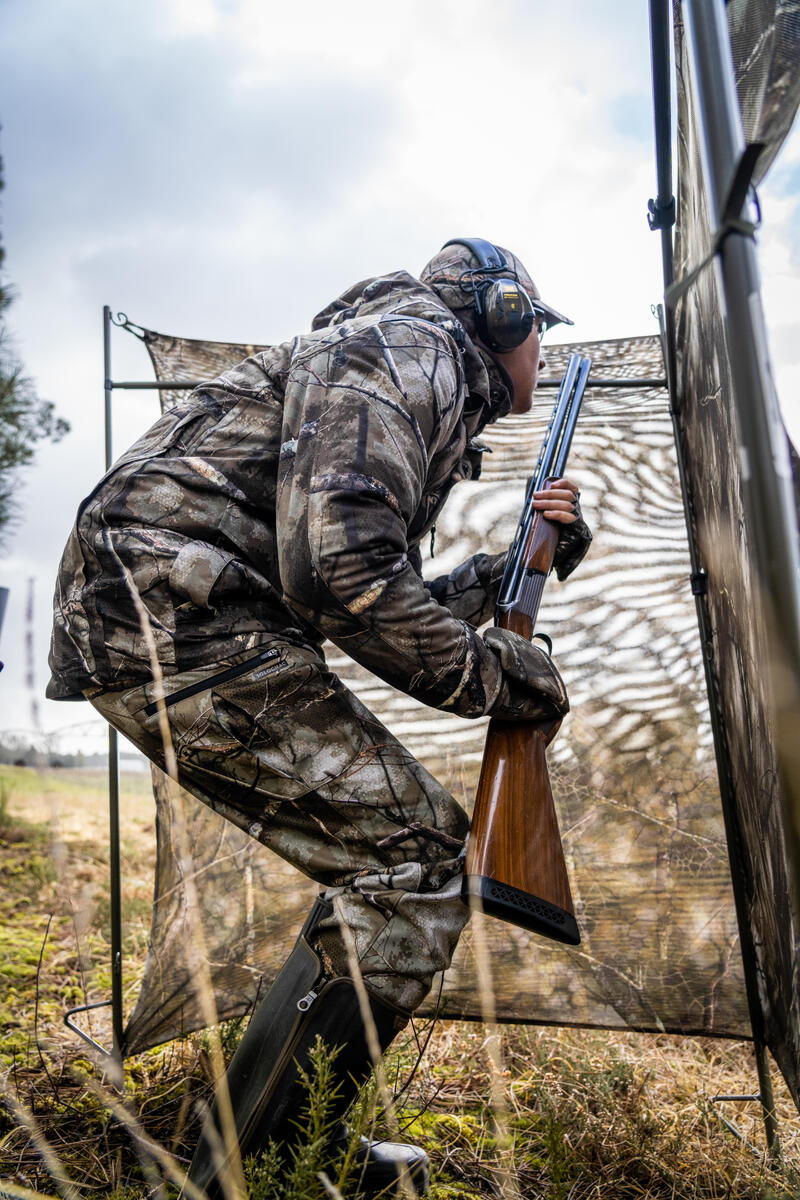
[532, 632, 553, 657]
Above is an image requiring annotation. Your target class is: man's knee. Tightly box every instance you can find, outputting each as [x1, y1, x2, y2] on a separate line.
[311, 869, 471, 1014]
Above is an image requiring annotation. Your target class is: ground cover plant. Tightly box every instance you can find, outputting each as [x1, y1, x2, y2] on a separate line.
[1, 764, 799, 1199]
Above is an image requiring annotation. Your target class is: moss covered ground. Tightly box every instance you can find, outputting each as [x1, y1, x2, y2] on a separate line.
[1, 765, 799, 1199]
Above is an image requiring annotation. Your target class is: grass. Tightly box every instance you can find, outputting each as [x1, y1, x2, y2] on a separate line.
[1, 765, 799, 1199]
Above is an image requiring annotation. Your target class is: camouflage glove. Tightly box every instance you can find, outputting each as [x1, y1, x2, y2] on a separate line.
[552, 495, 592, 582]
[483, 627, 569, 721]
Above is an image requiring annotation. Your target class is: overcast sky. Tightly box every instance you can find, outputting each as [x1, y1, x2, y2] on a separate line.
[1, 0, 799, 755]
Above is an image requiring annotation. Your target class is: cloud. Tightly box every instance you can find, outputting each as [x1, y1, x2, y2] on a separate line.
[0, 0, 667, 749]
[1, 0, 797, 748]
[1, 0, 398, 245]
[1, 0, 664, 345]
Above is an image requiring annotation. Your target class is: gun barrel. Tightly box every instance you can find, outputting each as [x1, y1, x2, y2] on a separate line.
[535, 354, 582, 487]
[552, 357, 591, 479]
[496, 354, 591, 612]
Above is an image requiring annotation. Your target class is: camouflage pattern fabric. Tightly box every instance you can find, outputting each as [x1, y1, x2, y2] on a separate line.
[100, 332, 752, 1056]
[49, 253, 586, 1013]
[49, 269, 530, 715]
[48, 254, 589, 713]
[88, 638, 471, 1012]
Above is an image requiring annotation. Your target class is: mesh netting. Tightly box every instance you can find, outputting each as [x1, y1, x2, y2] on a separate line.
[727, 0, 800, 181]
[672, 0, 800, 1109]
[122, 331, 751, 1055]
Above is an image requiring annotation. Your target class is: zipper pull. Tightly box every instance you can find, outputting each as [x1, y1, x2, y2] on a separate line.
[297, 989, 318, 1012]
[429, 526, 436, 558]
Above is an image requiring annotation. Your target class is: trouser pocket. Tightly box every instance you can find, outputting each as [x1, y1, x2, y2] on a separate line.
[209, 647, 367, 796]
[114, 644, 318, 802]
[141, 645, 281, 716]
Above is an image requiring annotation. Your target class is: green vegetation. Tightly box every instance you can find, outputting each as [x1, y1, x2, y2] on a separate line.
[244, 1038, 377, 1200]
[1, 766, 799, 1198]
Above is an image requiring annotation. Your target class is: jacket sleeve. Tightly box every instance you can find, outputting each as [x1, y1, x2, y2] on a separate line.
[277, 320, 505, 717]
[415, 550, 507, 628]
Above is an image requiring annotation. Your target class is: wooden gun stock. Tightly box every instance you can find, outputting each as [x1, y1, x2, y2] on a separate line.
[463, 496, 579, 944]
[463, 715, 578, 943]
[462, 353, 591, 946]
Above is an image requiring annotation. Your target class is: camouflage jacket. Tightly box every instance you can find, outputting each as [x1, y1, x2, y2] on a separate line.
[48, 272, 522, 715]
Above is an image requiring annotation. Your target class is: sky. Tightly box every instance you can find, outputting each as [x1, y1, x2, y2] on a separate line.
[1, 0, 799, 756]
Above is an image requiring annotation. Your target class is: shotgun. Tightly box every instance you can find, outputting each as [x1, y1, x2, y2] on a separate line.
[462, 353, 591, 945]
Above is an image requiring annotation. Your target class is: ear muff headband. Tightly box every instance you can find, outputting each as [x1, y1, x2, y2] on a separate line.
[442, 236, 508, 273]
[441, 237, 540, 352]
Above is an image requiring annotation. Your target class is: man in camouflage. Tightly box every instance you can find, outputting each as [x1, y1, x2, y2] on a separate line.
[48, 239, 590, 1196]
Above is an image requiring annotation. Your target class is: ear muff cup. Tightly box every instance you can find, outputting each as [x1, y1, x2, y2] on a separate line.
[476, 278, 537, 351]
[441, 237, 539, 353]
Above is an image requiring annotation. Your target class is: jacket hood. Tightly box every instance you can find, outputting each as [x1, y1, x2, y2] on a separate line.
[311, 269, 512, 433]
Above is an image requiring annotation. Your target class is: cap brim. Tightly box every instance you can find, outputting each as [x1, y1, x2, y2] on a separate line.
[534, 300, 574, 329]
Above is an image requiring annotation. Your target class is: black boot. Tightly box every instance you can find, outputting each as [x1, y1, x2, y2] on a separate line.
[186, 896, 430, 1198]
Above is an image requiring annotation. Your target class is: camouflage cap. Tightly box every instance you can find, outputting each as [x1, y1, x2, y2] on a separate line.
[420, 239, 573, 341]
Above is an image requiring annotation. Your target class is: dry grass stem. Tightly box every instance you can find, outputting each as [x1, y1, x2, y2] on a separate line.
[316, 1170, 346, 1199]
[121, 565, 244, 1200]
[0, 1076, 79, 1200]
[72, 1067, 208, 1200]
[470, 902, 521, 1200]
[0, 1182, 61, 1200]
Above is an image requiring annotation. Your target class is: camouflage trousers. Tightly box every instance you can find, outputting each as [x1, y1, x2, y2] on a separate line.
[89, 637, 472, 1013]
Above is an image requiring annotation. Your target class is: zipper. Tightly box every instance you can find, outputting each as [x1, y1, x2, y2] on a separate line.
[143, 646, 280, 716]
[240, 975, 348, 1147]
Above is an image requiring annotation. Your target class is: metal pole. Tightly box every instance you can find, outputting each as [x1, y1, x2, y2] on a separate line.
[648, 0, 677, 401]
[105, 375, 667, 391]
[754, 1038, 781, 1158]
[103, 306, 113, 468]
[110, 380, 205, 390]
[538, 375, 666, 389]
[648, 0, 676, 289]
[103, 305, 125, 1058]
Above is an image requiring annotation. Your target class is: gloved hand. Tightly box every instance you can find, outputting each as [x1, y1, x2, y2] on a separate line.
[483, 626, 569, 721]
[529, 478, 592, 581]
[553, 501, 592, 581]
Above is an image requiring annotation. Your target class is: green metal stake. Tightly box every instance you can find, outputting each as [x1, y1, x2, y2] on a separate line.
[104, 305, 125, 1059]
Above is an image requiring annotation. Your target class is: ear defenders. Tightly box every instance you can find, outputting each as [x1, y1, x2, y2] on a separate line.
[441, 236, 541, 353]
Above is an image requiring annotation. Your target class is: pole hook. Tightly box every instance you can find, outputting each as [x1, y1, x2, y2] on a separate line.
[110, 312, 148, 340]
